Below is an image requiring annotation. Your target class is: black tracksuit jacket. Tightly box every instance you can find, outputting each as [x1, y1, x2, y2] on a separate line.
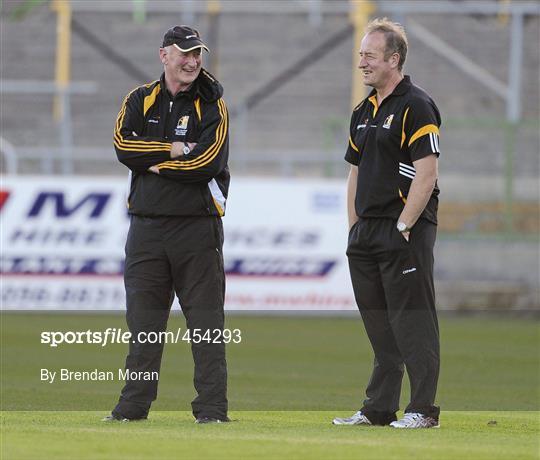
[114, 69, 230, 217]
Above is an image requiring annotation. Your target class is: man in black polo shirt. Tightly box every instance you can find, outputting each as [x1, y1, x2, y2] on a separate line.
[332, 18, 441, 429]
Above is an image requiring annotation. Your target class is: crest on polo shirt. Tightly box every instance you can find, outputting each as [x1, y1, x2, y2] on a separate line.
[357, 118, 369, 130]
[383, 114, 394, 129]
[175, 115, 189, 136]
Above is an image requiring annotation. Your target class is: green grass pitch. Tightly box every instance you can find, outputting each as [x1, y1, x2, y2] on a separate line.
[1, 313, 539, 459]
[2, 411, 538, 460]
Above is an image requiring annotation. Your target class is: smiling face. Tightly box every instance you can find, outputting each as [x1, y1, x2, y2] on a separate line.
[358, 31, 400, 90]
[160, 45, 202, 94]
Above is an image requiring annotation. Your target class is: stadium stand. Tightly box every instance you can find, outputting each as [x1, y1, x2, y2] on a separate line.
[1, 2, 538, 177]
[1, 1, 538, 308]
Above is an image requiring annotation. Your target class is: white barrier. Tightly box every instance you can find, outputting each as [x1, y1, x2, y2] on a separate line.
[1, 176, 356, 311]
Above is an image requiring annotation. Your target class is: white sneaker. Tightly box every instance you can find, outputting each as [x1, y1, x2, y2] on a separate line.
[390, 412, 440, 429]
[332, 410, 372, 425]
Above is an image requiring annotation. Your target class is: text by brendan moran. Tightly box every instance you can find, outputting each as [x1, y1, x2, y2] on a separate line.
[40, 368, 158, 384]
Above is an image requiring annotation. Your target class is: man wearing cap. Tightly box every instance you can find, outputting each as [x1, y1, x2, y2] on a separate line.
[106, 26, 230, 424]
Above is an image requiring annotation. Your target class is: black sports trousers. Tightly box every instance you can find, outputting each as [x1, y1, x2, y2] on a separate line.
[346, 217, 440, 424]
[113, 215, 228, 420]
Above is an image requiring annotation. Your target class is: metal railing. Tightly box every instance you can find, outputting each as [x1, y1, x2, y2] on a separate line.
[0, 80, 97, 174]
[0, 137, 18, 175]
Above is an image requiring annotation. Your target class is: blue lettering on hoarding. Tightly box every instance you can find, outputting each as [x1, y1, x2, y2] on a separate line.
[2, 256, 336, 278]
[9, 228, 104, 246]
[1, 256, 124, 275]
[312, 192, 341, 212]
[28, 192, 111, 218]
[226, 230, 319, 248]
[224, 258, 335, 277]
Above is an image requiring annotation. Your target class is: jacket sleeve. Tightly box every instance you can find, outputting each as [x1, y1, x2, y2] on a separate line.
[153, 98, 229, 182]
[113, 86, 172, 171]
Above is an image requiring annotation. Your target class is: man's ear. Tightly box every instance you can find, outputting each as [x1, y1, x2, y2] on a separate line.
[159, 48, 167, 65]
[390, 52, 400, 69]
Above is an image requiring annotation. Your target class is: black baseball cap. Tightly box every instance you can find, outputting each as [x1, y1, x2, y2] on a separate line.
[162, 25, 209, 52]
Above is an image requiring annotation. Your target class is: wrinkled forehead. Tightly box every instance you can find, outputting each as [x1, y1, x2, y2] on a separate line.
[360, 31, 387, 54]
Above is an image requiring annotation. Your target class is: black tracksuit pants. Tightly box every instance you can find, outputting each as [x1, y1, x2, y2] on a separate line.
[347, 217, 440, 424]
[113, 215, 228, 420]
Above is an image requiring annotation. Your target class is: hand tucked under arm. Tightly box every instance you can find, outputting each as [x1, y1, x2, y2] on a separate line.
[170, 142, 198, 159]
[150, 98, 229, 182]
[149, 142, 197, 174]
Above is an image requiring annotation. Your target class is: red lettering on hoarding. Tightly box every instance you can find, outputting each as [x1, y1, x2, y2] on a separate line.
[0, 190, 10, 211]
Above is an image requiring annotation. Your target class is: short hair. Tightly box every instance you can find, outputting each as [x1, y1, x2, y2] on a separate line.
[366, 17, 408, 71]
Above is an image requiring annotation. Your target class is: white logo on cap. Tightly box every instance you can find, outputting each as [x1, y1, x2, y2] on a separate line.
[185, 35, 197, 39]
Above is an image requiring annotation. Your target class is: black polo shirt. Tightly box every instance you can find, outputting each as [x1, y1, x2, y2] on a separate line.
[345, 75, 441, 224]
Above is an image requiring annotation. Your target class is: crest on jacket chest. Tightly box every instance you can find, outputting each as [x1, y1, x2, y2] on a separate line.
[175, 115, 189, 136]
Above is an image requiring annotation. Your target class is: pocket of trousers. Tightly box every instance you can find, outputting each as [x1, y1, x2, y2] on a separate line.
[210, 217, 224, 248]
[348, 220, 359, 241]
[400, 231, 410, 244]
[393, 225, 410, 245]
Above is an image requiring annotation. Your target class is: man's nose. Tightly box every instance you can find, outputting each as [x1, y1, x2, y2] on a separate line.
[358, 56, 367, 68]
[187, 54, 198, 66]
